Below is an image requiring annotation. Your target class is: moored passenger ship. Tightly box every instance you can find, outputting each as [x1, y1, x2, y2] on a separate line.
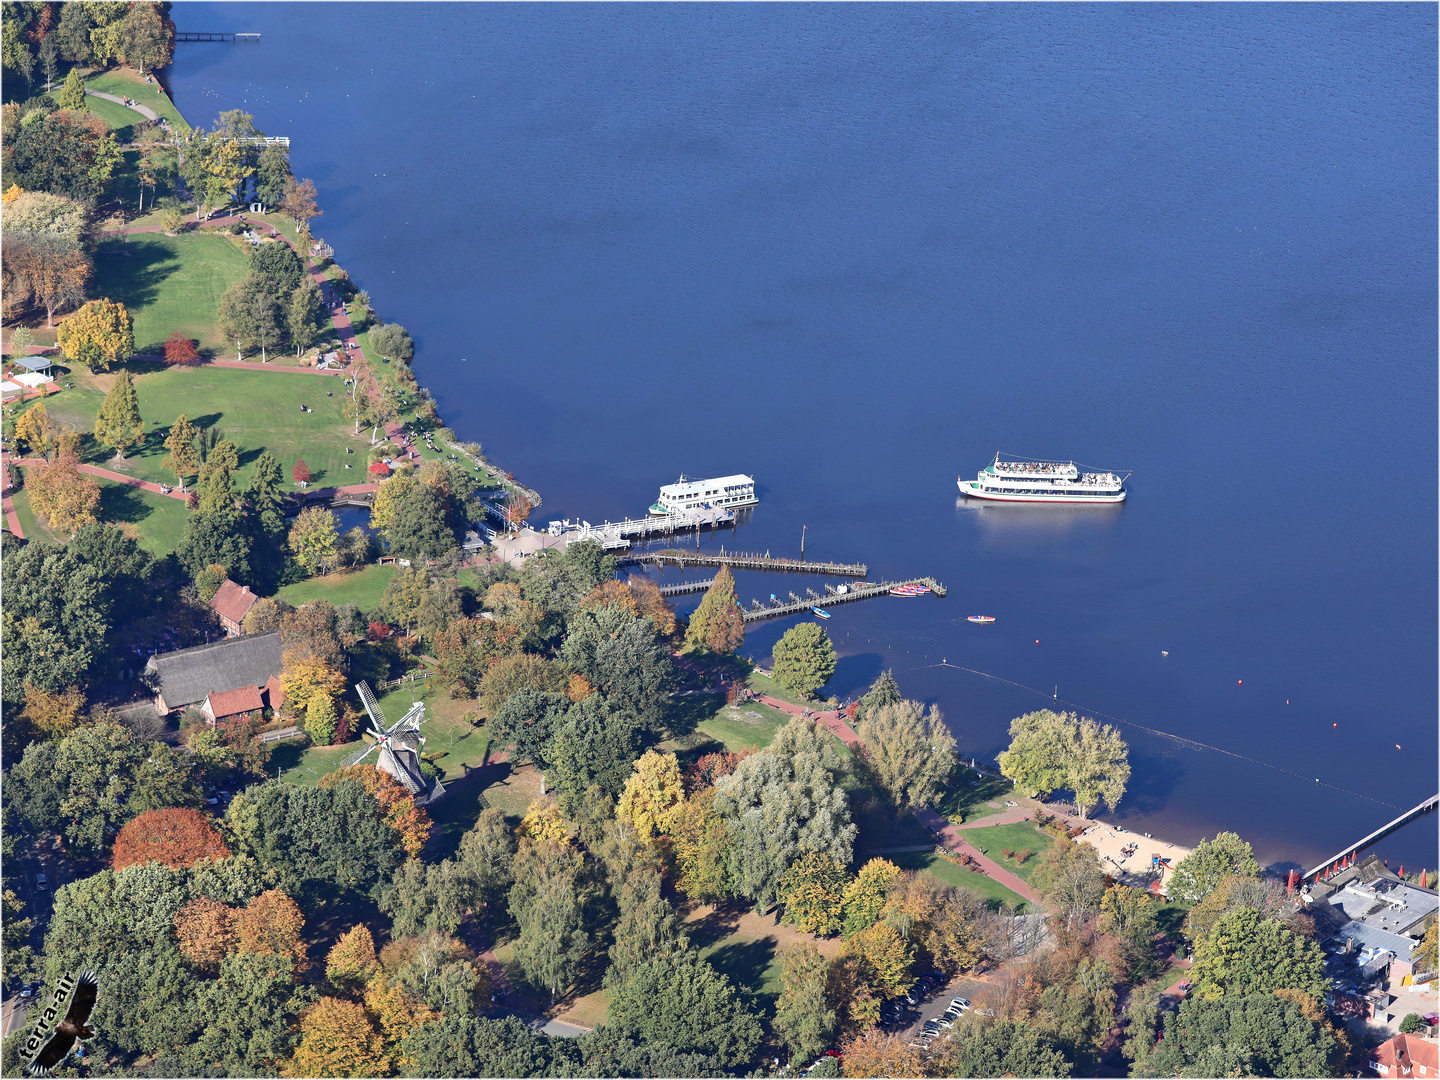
[650, 474, 757, 515]
[958, 454, 1129, 503]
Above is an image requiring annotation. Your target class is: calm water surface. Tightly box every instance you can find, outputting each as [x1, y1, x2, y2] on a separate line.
[167, 3, 1437, 871]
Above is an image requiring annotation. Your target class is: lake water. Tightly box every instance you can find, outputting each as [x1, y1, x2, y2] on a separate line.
[166, 3, 1437, 873]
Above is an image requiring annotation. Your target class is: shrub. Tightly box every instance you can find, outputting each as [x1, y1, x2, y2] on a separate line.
[1016, 849, 1033, 864]
[1399, 1014, 1425, 1034]
[1001, 848, 1013, 859]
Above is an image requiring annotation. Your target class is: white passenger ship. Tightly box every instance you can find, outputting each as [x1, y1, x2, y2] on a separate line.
[650, 474, 757, 516]
[958, 454, 1129, 503]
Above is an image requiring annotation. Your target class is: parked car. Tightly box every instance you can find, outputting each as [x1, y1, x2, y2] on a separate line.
[950, 997, 971, 1012]
[35, 873, 47, 890]
[206, 797, 219, 806]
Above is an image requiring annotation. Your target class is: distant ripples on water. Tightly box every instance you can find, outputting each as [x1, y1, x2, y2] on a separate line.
[167, 3, 1437, 871]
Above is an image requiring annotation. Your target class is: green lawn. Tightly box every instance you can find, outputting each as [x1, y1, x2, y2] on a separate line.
[692, 701, 791, 752]
[85, 68, 190, 131]
[934, 767, 1014, 824]
[746, 670, 814, 707]
[85, 94, 140, 139]
[281, 565, 397, 612]
[889, 850, 1030, 911]
[95, 478, 191, 556]
[88, 365, 361, 493]
[955, 822, 1056, 881]
[92, 233, 250, 355]
[9, 487, 54, 544]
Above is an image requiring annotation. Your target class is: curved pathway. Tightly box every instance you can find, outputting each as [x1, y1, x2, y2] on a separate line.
[86, 89, 158, 122]
[16, 456, 189, 502]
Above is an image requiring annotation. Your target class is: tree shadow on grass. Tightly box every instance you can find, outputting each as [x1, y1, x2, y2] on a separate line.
[98, 481, 153, 526]
[663, 691, 726, 741]
[704, 937, 776, 999]
[93, 242, 180, 338]
[682, 900, 746, 952]
[269, 741, 306, 773]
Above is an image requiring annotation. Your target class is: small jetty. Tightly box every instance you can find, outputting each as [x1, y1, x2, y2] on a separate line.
[625, 548, 868, 577]
[546, 507, 735, 550]
[657, 577, 717, 597]
[741, 577, 945, 622]
[176, 31, 260, 42]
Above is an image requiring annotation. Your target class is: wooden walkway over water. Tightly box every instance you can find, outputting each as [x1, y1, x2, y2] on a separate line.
[177, 31, 260, 42]
[741, 577, 946, 622]
[626, 548, 868, 577]
[658, 577, 716, 597]
[1304, 793, 1439, 881]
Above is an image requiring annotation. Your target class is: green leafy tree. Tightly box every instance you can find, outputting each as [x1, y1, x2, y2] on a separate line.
[771, 622, 836, 699]
[255, 142, 291, 209]
[369, 322, 415, 364]
[189, 951, 316, 1073]
[179, 507, 253, 583]
[373, 475, 456, 559]
[289, 506, 340, 577]
[1168, 831, 1262, 903]
[398, 1015, 558, 1078]
[507, 839, 589, 1004]
[456, 807, 519, 917]
[1099, 884, 1161, 979]
[858, 669, 901, 720]
[560, 603, 674, 728]
[57, 297, 134, 372]
[670, 789, 736, 904]
[607, 951, 763, 1069]
[1133, 993, 1343, 1078]
[218, 273, 283, 361]
[606, 867, 689, 989]
[244, 450, 289, 544]
[712, 716, 856, 909]
[57, 67, 87, 111]
[288, 279, 324, 357]
[998, 709, 1129, 817]
[1190, 910, 1326, 999]
[249, 239, 305, 296]
[684, 565, 743, 653]
[92, 371, 144, 457]
[774, 943, 837, 1063]
[1183, 873, 1298, 945]
[118, 2, 174, 74]
[842, 857, 903, 937]
[855, 698, 956, 810]
[548, 694, 642, 812]
[0, 540, 112, 701]
[162, 413, 200, 492]
[488, 688, 572, 772]
[2, 890, 37, 993]
[304, 694, 338, 746]
[951, 1018, 1074, 1078]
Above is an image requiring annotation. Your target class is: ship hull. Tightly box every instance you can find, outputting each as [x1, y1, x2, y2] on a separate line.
[958, 479, 1126, 503]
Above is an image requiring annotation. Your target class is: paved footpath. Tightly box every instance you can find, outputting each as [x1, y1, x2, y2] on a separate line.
[752, 691, 1042, 905]
[0, 454, 22, 538]
[86, 89, 158, 122]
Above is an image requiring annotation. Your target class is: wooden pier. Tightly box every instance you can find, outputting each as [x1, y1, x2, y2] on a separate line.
[1304, 793, 1439, 881]
[657, 577, 716, 597]
[177, 31, 260, 42]
[546, 508, 736, 550]
[741, 577, 946, 622]
[625, 548, 868, 577]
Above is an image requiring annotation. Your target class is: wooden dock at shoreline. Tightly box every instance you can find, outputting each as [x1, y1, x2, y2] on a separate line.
[658, 577, 717, 597]
[625, 548, 868, 577]
[741, 577, 946, 621]
[176, 31, 260, 42]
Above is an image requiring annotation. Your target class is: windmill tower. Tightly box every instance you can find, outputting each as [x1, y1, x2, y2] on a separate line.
[339, 681, 446, 805]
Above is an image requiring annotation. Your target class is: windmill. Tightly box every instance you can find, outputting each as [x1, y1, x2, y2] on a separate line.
[340, 681, 446, 805]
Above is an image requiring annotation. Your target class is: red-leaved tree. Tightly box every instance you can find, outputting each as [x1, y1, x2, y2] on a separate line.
[163, 333, 201, 366]
[111, 807, 231, 870]
[293, 458, 311, 485]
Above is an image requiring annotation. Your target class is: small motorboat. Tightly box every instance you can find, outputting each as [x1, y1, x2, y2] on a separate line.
[811, 606, 831, 619]
[890, 585, 922, 596]
[966, 615, 996, 624]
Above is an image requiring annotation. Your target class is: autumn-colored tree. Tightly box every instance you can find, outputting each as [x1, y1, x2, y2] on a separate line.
[162, 413, 200, 492]
[282, 997, 390, 1079]
[28, 450, 100, 535]
[503, 490, 531, 530]
[56, 297, 134, 372]
[174, 896, 237, 974]
[282, 176, 323, 229]
[882, 871, 982, 974]
[841, 920, 914, 999]
[163, 332, 202, 366]
[825, 954, 881, 1040]
[683, 748, 757, 793]
[111, 807, 232, 871]
[684, 565, 744, 653]
[839, 1028, 927, 1079]
[617, 749, 685, 844]
[279, 649, 347, 723]
[18, 684, 87, 741]
[363, 973, 436, 1054]
[14, 401, 58, 457]
[92, 369, 145, 459]
[670, 788, 735, 904]
[476, 652, 571, 719]
[293, 458, 311, 486]
[778, 852, 850, 936]
[326, 924, 381, 997]
[321, 765, 432, 859]
[430, 616, 522, 698]
[517, 799, 569, 846]
[580, 575, 678, 637]
[234, 888, 309, 975]
[841, 857, 903, 937]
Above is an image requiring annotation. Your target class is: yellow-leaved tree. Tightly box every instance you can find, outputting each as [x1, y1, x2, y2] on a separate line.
[28, 451, 100, 535]
[517, 799, 569, 846]
[279, 649, 347, 723]
[326, 924, 381, 997]
[617, 749, 685, 844]
[282, 997, 391, 1079]
[56, 297, 134, 372]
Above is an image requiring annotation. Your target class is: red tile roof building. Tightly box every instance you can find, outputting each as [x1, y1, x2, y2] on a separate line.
[1369, 1034, 1439, 1078]
[209, 579, 259, 636]
[202, 685, 264, 724]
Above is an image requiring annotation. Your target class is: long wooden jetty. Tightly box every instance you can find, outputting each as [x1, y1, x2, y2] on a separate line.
[658, 577, 716, 597]
[1304, 793, 1439, 881]
[177, 31, 260, 42]
[625, 548, 867, 577]
[742, 577, 946, 622]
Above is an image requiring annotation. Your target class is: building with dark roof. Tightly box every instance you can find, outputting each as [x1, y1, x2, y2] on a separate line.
[208, 579, 260, 637]
[143, 632, 284, 714]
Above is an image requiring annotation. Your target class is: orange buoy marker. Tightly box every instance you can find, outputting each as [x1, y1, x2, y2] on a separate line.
[1035, 640, 1039, 644]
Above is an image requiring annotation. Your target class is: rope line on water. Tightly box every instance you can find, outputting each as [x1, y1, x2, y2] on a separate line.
[893, 660, 1403, 812]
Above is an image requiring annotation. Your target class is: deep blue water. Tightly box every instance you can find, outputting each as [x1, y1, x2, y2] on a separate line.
[167, 3, 1437, 872]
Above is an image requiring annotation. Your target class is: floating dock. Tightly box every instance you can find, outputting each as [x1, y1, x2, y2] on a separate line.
[741, 577, 946, 621]
[625, 548, 867, 577]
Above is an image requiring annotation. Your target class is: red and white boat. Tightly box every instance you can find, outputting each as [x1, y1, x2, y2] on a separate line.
[966, 615, 996, 624]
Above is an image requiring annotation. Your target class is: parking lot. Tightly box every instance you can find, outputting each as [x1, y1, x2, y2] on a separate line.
[882, 970, 991, 1049]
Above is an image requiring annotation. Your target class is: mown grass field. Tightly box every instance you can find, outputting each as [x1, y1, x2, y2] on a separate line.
[889, 849, 1029, 911]
[957, 821, 1056, 881]
[85, 67, 189, 130]
[280, 565, 398, 612]
[94, 478, 191, 555]
[77, 364, 359, 493]
[934, 767, 1016, 824]
[85, 94, 141, 139]
[92, 233, 250, 355]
